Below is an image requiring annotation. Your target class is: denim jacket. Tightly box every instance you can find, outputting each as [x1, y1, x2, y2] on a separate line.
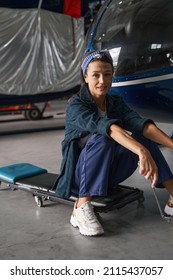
[54, 83, 154, 197]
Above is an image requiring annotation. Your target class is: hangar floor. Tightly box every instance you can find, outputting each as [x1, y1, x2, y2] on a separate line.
[0, 100, 173, 260]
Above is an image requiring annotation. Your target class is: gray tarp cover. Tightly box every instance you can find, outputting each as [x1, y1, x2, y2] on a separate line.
[0, 7, 84, 95]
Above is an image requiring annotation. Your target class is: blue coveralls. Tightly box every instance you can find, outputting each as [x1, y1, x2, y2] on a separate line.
[72, 133, 173, 197]
[54, 83, 173, 198]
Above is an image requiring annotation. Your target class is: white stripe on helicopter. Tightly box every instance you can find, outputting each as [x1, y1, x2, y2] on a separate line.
[112, 73, 173, 87]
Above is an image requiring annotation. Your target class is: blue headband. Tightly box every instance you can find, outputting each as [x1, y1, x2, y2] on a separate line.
[81, 50, 113, 76]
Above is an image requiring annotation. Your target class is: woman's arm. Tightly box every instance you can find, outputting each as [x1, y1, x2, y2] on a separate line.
[109, 124, 158, 187]
[143, 123, 173, 149]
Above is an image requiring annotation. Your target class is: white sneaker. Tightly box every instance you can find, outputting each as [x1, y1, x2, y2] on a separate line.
[70, 201, 104, 236]
[164, 195, 173, 216]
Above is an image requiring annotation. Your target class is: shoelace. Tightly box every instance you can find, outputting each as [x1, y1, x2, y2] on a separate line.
[82, 206, 97, 221]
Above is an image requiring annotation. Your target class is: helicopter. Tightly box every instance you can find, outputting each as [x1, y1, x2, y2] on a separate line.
[85, 0, 173, 128]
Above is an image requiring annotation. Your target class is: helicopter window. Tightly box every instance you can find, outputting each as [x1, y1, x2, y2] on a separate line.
[87, 0, 173, 77]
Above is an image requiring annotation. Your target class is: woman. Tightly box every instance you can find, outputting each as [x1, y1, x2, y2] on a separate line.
[54, 50, 173, 236]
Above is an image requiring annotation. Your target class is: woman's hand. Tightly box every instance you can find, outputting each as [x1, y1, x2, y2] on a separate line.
[109, 124, 159, 187]
[138, 149, 158, 187]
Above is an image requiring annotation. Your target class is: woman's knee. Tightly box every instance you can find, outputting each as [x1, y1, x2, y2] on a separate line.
[87, 134, 116, 151]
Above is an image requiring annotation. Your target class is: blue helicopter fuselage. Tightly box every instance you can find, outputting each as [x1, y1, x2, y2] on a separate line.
[111, 66, 173, 122]
[85, 0, 173, 123]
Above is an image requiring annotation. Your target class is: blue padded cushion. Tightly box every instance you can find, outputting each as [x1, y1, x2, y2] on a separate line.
[0, 163, 47, 183]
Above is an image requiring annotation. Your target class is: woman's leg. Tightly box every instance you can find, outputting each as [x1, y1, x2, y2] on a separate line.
[71, 134, 173, 235]
[73, 133, 173, 196]
[132, 134, 173, 188]
[131, 135, 173, 215]
[72, 134, 115, 198]
[73, 133, 139, 197]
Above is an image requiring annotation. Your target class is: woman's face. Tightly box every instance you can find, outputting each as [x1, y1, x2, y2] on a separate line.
[84, 60, 113, 99]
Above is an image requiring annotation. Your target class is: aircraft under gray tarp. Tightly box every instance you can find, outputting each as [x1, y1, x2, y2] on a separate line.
[0, 2, 84, 104]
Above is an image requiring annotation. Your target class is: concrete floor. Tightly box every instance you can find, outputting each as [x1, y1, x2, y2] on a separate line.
[0, 102, 173, 260]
